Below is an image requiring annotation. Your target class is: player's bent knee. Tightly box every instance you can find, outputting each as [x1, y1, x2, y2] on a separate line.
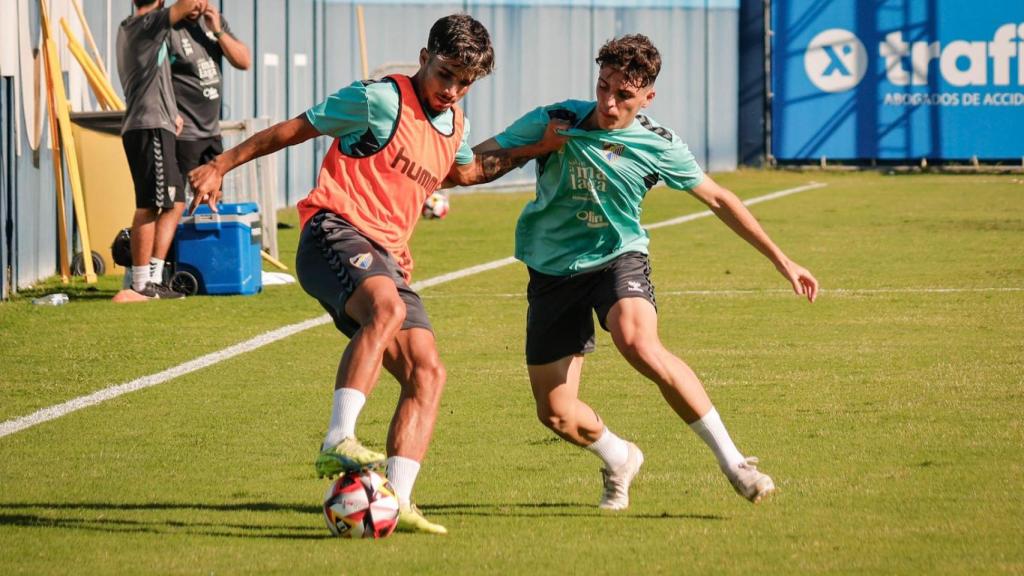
[402, 358, 446, 407]
[616, 340, 636, 360]
[618, 339, 661, 365]
[411, 361, 446, 392]
[369, 297, 407, 331]
[536, 407, 572, 433]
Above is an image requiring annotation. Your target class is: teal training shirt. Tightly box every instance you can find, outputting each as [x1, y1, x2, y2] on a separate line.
[306, 78, 474, 164]
[496, 100, 705, 275]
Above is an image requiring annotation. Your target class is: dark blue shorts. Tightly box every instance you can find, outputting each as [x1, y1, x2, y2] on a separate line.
[525, 252, 656, 365]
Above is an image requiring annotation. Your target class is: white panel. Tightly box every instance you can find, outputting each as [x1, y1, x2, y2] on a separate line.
[5, 0, 741, 294]
[707, 9, 739, 171]
[19, 0, 43, 151]
[0, 1, 18, 76]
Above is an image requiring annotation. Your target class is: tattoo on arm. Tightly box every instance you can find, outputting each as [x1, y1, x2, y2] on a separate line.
[477, 149, 532, 182]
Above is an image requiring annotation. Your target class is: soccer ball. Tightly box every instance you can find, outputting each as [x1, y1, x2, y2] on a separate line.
[322, 470, 400, 538]
[421, 191, 450, 220]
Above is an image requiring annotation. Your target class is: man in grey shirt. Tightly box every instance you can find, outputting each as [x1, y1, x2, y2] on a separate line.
[169, 0, 251, 192]
[116, 0, 199, 301]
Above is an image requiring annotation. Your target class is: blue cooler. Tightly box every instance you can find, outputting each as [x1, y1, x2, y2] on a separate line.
[174, 202, 262, 295]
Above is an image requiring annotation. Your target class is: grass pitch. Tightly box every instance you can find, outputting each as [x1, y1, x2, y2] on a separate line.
[1, 171, 1022, 574]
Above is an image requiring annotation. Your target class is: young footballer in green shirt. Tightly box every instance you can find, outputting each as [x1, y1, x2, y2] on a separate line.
[475, 34, 819, 510]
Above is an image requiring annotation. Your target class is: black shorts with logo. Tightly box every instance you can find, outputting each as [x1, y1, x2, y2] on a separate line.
[122, 128, 185, 209]
[296, 211, 432, 338]
[176, 136, 224, 188]
[525, 251, 657, 365]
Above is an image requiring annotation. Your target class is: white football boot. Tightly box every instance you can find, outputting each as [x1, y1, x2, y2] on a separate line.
[598, 441, 644, 510]
[727, 456, 776, 503]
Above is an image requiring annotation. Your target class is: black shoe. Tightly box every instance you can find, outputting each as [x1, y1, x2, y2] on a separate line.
[133, 282, 186, 300]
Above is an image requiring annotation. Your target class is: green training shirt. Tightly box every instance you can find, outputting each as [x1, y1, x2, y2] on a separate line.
[306, 78, 473, 164]
[495, 100, 705, 276]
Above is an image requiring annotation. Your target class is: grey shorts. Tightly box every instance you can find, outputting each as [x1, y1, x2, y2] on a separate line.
[296, 211, 432, 338]
[525, 251, 656, 365]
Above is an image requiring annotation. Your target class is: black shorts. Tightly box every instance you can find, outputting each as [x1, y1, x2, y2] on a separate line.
[176, 136, 223, 188]
[296, 211, 432, 338]
[122, 128, 185, 209]
[525, 252, 657, 365]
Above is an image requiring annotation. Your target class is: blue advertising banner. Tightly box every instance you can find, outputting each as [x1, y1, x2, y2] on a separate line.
[772, 0, 1024, 160]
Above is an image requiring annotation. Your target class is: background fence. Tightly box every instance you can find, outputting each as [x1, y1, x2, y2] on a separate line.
[0, 0, 741, 298]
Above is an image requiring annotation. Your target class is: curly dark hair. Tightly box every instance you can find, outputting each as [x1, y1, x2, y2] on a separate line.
[595, 34, 662, 88]
[426, 14, 495, 80]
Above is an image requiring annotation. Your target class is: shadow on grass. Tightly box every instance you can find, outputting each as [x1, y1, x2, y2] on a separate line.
[0, 500, 723, 540]
[0, 501, 318, 513]
[12, 283, 120, 302]
[0, 512, 328, 540]
[0, 501, 327, 540]
[421, 502, 726, 521]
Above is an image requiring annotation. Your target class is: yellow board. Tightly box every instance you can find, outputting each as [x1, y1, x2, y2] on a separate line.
[60, 18, 124, 110]
[69, 118, 136, 274]
[71, 0, 110, 79]
[41, 0, 96, 283]
[64, 40, 113, 110]
[260, 250, 289, 271]
[39, 2, 70, 281]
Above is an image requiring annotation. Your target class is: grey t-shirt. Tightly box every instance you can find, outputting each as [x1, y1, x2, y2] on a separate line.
[168, 17, 233, 140]
[117, 8, 177, 134]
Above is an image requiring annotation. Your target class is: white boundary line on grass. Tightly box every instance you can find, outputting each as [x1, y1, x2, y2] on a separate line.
[420, 286, 1024, 299]
[645, 181, 827, 230]
[0, 181, 825, 440]
[659, 287, 1024, 296]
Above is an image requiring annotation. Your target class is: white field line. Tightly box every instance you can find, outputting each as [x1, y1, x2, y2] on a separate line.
[0, 315, 330, 439]
[413, 257, 518, 290]
[645, 181, 828, 230]
[0, 182, 824, 440]
[658, 287, 1024, 296]
[421, 287, 1024, 299]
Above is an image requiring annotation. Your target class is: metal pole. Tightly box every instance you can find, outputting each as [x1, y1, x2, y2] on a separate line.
[356, 5, 369, 80]
[704, 0, 710, 169]
[105, 0, 111, 80]
[763, 0, 774, 167]
[285, 0, 291, 205]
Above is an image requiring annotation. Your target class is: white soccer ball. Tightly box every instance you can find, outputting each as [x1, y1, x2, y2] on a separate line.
[421, 191, 450, 220]
[322, 470, 400, 538]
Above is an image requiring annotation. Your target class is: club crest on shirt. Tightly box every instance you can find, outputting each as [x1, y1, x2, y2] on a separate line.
[602, 142, 625, 162]
[349, 253, 373, 270]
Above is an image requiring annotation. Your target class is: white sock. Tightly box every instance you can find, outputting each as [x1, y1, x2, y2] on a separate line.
[689, 407, 745, 472]
[149, 258, 165, 284]
[323, 388, 366, 449]
[131, 266, 150, 291]
[585, 427, 630, 470]
[386, 456, 420, 506]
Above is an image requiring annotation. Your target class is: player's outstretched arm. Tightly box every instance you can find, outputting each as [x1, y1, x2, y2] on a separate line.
[168, 0, 201, 26]
[443, 120, 569, 187]
[689, 175, 819, 302]
[188, 115, 320, 213]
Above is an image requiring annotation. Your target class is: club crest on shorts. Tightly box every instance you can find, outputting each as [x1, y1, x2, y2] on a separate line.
[349, 253, 373, 270]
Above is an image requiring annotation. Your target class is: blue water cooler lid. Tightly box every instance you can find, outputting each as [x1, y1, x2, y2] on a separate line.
[191, 202, 260, 216]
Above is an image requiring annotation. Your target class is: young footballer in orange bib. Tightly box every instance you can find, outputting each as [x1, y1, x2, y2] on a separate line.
[188, 14, 567, 534]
